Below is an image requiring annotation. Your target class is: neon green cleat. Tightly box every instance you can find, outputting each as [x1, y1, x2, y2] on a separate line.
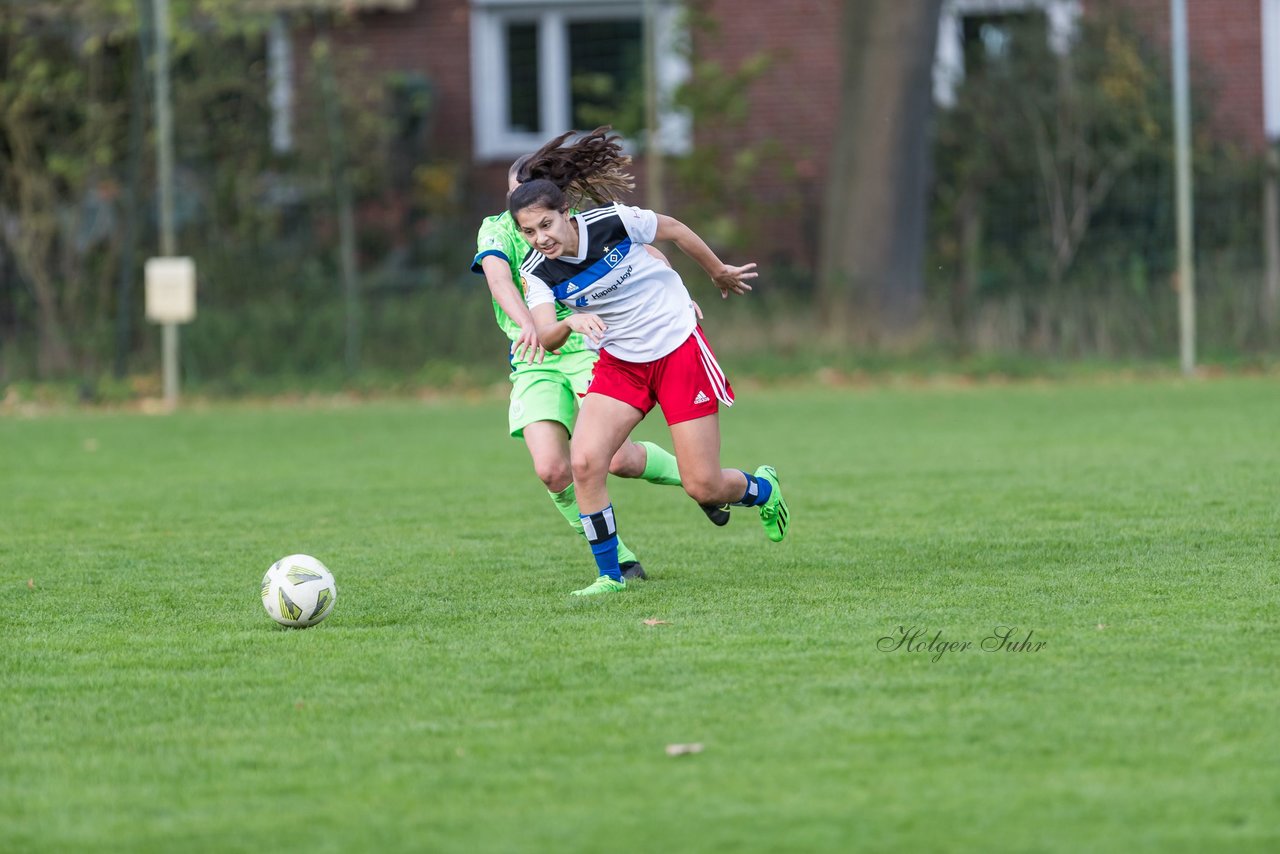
[570, 576, 626, 596]
[755, 465, 789, 542]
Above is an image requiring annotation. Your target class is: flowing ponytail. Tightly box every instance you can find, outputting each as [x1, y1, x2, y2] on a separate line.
[513, 126, 634, 208]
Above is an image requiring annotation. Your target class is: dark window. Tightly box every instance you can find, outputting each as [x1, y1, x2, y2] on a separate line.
[568, 18, 644, 134]
[962, 13, 1045, 78]
[506, 22, 540, 133]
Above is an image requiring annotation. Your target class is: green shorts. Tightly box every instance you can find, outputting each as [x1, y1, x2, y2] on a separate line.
[507, 349, 597, 438]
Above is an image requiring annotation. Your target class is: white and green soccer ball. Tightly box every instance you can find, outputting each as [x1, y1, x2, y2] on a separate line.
[261, 554, 337, 628]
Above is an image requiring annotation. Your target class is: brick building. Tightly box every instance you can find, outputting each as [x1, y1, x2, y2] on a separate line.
[1084, 0, 1268, 147]
[285, 0, 840, 252]
[276, 0, 1277, 263]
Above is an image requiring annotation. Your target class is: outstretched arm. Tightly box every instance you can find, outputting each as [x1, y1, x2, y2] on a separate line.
[480, 255, 545, 364]
[654, 214, 758, 299]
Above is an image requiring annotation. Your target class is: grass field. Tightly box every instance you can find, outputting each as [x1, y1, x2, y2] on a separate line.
[3, 376, 1278, 852]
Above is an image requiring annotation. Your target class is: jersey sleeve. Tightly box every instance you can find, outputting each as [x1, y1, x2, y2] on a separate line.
[523, 271, 555, 310]
[614, 203, 659, 245]
[471, 217, 515, 275]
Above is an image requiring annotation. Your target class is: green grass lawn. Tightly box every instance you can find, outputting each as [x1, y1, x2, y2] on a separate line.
[2, 377, 1278, 852]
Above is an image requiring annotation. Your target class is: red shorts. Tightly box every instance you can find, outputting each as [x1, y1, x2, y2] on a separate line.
[587, 327, 735, 425]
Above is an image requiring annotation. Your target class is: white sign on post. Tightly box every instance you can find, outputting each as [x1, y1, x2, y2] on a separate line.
[145, 257, 197, 324]
[145, 256, 195, 407]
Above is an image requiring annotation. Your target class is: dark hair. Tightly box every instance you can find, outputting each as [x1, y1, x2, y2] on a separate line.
[508, 178, 567, 221]
[512, 126, 634, 208]
[508, 154, 532, 184]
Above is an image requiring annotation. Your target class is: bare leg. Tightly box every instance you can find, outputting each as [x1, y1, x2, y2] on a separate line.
[522, 420, 572, 493]
[571, 394, 646, 515]
[668, 413, 750, 507]
[525, 420, 657, 485]
[607, 439, 649, 478]
[523, 417, 645, 567]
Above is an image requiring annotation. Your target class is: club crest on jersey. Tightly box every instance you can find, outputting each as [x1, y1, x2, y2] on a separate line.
[548, 237, 633, 302]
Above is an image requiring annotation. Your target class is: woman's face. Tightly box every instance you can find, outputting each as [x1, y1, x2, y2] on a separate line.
[514, 204, 577, 259]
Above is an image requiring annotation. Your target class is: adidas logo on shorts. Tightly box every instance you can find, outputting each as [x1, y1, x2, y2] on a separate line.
[693, 390, 710, 405]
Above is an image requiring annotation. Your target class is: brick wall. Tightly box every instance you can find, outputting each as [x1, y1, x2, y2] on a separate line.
[322, 0, 1267, 268]
[1101, 0, 1265, 149]
[307, 0, 845, 262]
[298, 0, 473, 160]
[690, 1, 841, 263]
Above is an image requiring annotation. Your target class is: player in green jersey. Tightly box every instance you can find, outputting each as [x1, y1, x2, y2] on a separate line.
[472, 155, 730, 581]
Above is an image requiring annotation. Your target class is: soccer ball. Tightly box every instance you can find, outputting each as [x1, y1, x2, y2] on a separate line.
[261, 554, 337, 628]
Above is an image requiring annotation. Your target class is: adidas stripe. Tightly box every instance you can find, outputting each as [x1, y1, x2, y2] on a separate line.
[694, 327, 734, 406]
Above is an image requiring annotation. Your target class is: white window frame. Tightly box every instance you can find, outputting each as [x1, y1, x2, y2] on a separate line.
[934, 0, 1081, 108]
[469, 0, 690, 160]
[268, 13, 294, 154]
[1264, 0, 1280, 141]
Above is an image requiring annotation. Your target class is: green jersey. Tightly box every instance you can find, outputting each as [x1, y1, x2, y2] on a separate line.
[471, 211, 587, 357]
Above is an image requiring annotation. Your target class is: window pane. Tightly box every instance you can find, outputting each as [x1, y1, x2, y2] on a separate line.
[961, 13, 1045, 79]
[506, 22, 540, 134]
[568, 18, 644, 135]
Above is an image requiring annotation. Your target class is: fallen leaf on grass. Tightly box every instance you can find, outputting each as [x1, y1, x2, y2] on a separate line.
[642, 618, 669, 626]
[27, 578, 35, 589]
[665, 743, 704, 757]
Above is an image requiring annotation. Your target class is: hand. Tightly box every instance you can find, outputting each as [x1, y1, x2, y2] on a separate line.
[566, 312, 607, 344]
[713, 262, 758, 299]
[691, 300, 704, 321]
[511, 323, 545, 364]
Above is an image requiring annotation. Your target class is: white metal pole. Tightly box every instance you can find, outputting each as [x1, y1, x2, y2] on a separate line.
[643, 0, 663, 211]
[153, 0, 179, 405]
[1262, 0, 1280, 325]
[1171, 0, 1196, 376]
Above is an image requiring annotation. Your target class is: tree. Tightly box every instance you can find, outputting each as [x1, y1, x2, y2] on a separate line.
[1012, 14, 1162, 289]
[930, 10, 1178, 302]
[818, 0, 942, 335]
[0, 1, 389, 382]
[0, 5, 131, 377]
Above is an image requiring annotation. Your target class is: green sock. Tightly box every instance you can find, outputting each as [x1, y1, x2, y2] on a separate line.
[549, 483, 638, 564]
[549, 483, 585, 536]
[638, 440, 682, 486]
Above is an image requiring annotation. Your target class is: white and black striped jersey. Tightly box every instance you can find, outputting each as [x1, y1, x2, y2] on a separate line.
[521, 203, 697, 362]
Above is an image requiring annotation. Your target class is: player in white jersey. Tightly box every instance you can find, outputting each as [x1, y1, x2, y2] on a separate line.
[510, 127, 791, 596]
[520, 202, 699, 362]
[471, 147, 730, 583]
